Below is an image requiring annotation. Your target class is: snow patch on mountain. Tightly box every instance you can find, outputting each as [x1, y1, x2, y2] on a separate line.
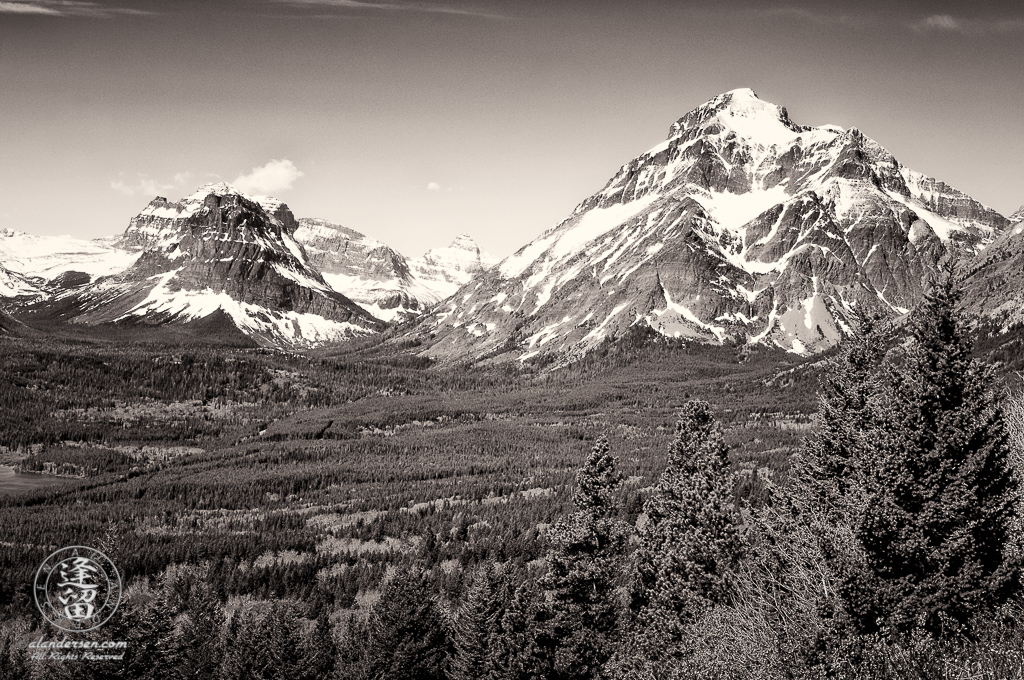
[0, 228, 139, 280]
[116, 270, 370, 346]
[0, 263, 40, 298]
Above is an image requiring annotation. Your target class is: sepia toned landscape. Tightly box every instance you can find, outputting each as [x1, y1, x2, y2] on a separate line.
[2, 1, 1024, 678]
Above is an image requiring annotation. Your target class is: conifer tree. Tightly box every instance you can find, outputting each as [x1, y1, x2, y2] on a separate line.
[220, 609, 256, 680]
[365, 568, 449, 680]
[632, 401, 742, 625]
[302, 607, 337, 680]
[538, 436, 628, 680]
[248, 603, 306, 680]
[794, 312, 886, 523]
[126, 588, 179, 680]
[334, 613, 370, 680]
[175, 582, 225, 680]
[449, 563, 500, 680]
[0, 631, 28, 680]
[490, 578, 554, 680]
[843, 276, 1022, 635]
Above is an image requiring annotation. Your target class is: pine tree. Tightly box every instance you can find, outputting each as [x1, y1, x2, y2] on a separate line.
[609, 403, 742, 678]
[124, 588, 179, 680]
[220, 609, 256, 680]
[302, 606, 337, 680]
[631, 401, 742, 628]
[247, 603, 306, 680]
[449, 563, 500, 680]
[365, 568, 449, 680]
[793, 312, 886, 523]
[0, 631, 29, 680]
[846, 275, 1021, 636]
[334, 613, 370, 680]
[538, 436, 629, 680]
[175, 582, 225, 680]
[490, 578, 554, 680]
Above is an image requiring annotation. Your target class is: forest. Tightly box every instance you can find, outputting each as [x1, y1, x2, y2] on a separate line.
[1, 281, 1023, 679]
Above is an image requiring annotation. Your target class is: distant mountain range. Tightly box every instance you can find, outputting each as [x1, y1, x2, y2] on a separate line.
[0, 185, 496, 346]
[1, 89, 1020, 356]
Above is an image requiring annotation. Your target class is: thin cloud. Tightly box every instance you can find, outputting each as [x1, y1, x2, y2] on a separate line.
[0, 1, 152, 17]
[111, 175, 175, 197]
[0, 2, 60, 14]
[757, 6, 867, 29]
[911, 14, 1024, 35]
[270, 0, 508, 20]
[111, 170, 192, 197]
[232, 159, 304, 196]
[427, 181, 441, 191]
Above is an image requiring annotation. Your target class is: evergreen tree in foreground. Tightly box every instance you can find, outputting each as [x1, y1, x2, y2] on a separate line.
[449, 563, 501, 680]
[631, 401, 742, 629]
[610, 402, 742, 678]
[794, 312, 886, 524]
[845, 275, 1021, 636]
[365, 568, 449, 680]
[539, 436, 628, 680]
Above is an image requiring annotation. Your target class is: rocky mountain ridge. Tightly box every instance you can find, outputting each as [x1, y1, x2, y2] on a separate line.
[23, 184, 384, 346]
[411, 88, 1012, 363]
[0, 184, 498, 345]
[1, 91, 1019, 355]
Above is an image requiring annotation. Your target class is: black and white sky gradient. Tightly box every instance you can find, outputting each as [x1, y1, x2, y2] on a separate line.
[1, 0, 1021, 257]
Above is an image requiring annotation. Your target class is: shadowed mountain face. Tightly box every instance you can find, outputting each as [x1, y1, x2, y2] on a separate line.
[27, 184, 383, 347]
[411, 88, 1010, 362]
[961, 207, 1024, 326]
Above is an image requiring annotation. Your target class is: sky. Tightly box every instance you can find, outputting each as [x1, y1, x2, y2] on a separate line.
[0, 0, 1022, 259]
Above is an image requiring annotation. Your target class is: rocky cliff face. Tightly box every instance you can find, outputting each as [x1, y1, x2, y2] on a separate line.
[411, 89, 1011, 362]
[961, 206, 1024, 325]
[409, 234, 500, 300]
[293, 218, 439, 322]
[51, 184, 383, 346]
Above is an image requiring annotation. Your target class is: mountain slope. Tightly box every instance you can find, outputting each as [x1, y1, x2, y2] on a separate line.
[29, 184, 383, 346]
[293, 218, 441, 322]
[408, 234, 499, 300]
[0, 262, 41, 299]
[962, 206, 1024, 325]
[0, 227, 139, 284]
[413, 89, 1009, 362]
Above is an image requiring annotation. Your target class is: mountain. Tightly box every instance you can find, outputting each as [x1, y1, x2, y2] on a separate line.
[292, 218, 441, 322]
[23, 183, 383, 346]
[0, 262, 40, 299]
[409, 234, 500, 300]
[0, 227, 138, 291]
[411, 88, 1010, 362]
[961, 205, 1024, 325]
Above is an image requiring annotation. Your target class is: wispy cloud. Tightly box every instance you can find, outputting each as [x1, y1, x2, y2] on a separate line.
[232, 160, 304, 196]
[911, 14, 1024, 35]
[0, 1, 151, 17]
[269, 0, 508, 20]
[111, 171, 190, 197]
[427, 181, 441, 191]
[0, 2, 59, 14]
[756, 6, 867, 29]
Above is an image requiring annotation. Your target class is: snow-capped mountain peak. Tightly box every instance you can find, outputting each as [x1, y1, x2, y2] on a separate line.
[409, 235, 499, 300]
[412, 89, 1013, 363]
[22, 184, 382, 346]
